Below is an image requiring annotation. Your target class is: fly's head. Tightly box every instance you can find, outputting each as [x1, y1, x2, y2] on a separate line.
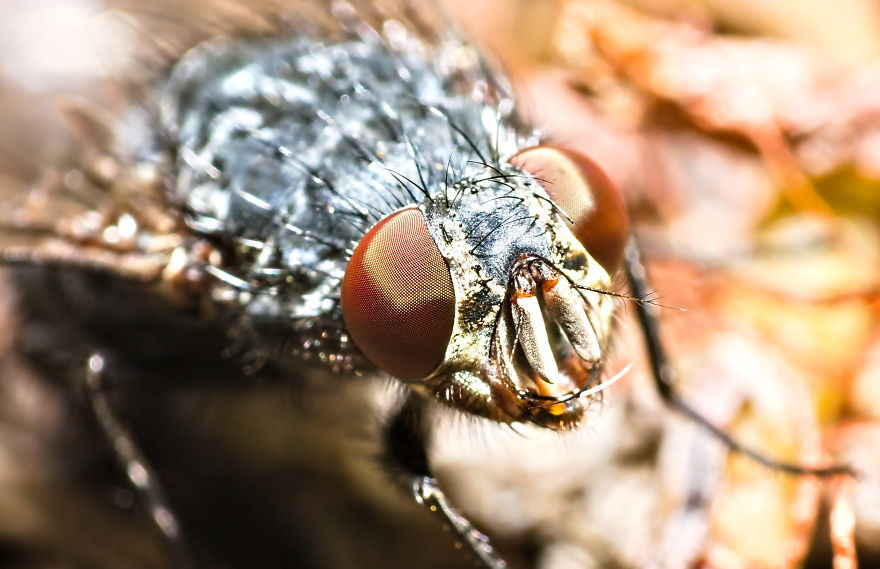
[341, 146, 629, 430]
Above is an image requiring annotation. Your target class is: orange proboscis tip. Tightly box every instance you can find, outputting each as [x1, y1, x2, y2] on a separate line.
[532, 374, 567, 415]
[513, 289, 536, 299]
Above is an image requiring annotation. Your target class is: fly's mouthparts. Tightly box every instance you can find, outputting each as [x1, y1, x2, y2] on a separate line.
[503, 257, 604, 404]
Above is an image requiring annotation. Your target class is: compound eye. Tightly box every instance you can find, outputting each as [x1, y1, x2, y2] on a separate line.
[511, 146, 629, 273]
[341, 208, 455, 380]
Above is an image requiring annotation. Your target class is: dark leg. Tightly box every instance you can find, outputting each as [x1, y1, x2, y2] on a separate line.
[84, 352, 195, 569]
[382, 393, 508, 569]
[623, 239, 854, 477]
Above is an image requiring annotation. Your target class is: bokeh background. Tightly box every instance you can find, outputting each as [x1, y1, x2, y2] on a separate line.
[0, 1, 879, 568]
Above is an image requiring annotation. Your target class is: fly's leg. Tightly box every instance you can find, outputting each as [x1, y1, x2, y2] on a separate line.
[84, 353, 194, 569]
[382, 394, 508, 569]
[623, 239, 854, 478]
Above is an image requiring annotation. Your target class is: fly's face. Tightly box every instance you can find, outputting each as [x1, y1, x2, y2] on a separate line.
[341, 146, 629, 430]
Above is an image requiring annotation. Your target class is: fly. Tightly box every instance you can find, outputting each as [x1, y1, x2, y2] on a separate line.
[0, 2, 853, 568]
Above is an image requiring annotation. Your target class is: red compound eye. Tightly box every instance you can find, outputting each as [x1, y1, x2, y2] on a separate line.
[511, 146, 629, 273]
[341, 207, 456, 380]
